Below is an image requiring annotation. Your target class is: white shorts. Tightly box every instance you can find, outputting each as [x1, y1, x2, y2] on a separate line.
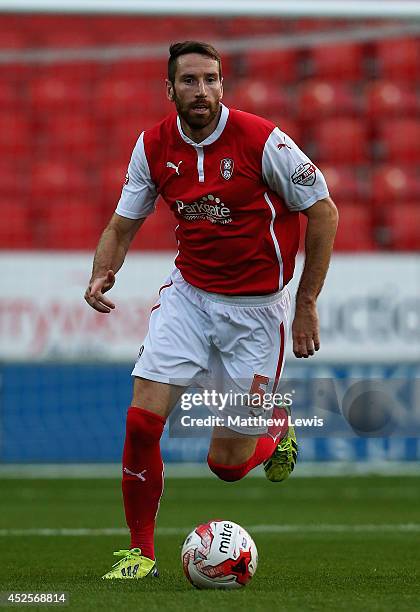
[132, 268, 291, 434]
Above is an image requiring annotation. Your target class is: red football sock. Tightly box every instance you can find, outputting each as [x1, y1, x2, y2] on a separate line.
[207, 436, 276, 481]
[122, 407, 165, 560]
[207, 407, 289, 482]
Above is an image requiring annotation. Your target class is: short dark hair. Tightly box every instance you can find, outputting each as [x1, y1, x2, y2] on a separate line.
[168, 41, 222, 82]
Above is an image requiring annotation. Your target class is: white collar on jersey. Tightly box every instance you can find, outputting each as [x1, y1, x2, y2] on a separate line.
[176, 103, 229, 147]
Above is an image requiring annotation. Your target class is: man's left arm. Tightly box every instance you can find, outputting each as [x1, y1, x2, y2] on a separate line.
[261, 126, 339, 358]
[293, 196, 338, 358]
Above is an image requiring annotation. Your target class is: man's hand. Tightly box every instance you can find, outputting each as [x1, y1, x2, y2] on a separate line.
[292, 302, 320, 358]
[84, 269, 116, 313]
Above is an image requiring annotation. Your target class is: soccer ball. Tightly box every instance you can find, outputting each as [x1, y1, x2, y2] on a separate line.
[181, 519, 258, 589]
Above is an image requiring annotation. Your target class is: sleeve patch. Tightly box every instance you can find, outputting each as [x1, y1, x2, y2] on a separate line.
[291, 163, 317, 187]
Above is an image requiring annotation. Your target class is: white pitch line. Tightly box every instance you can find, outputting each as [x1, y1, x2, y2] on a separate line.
[0, 524, 419, 537]
[1, 461, 419, 479]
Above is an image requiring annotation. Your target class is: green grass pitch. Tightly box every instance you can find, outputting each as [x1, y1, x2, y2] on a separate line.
[1, 475, 419, 611]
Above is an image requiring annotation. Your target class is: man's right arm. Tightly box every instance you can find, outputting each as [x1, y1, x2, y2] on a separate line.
[84, 213, 145, 313]
[85, 131, 158, 313]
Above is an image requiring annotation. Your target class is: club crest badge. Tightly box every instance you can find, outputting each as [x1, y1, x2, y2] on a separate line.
[220, 158, 234, 180]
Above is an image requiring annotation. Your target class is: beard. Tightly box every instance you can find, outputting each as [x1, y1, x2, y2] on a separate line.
[172, 91, 221, 130]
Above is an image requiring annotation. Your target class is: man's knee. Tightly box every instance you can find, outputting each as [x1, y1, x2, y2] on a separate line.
[131, 377, 183, 419]
[208, 433, 257, 464]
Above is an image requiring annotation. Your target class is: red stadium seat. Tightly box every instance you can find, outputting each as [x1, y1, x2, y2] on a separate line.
[42, 62, 100, 80]
[333, 204, 376, 251]
[242, 49, 298, 83]
[228, 17, 287, 36]
[294, 18, 340, 33]
[298, 80, 359, 121]
[99, 70, 168, 116]
[365, 81, 418, 120]
[37, 29, 97, 48]
[37, 199, 102, 249]
[165, 17, 222, 42]
[105, 59, 167, 81]
[308, 44, 364, 80]
[31, 29, 99, 79]
[35, 29, 101, 78]
[94, 17, 173, 43]
[378, 120, 420, 162]
[96, 15, 223, 44]
[385, 204, 420, 251]
[0, 30, 27, 49]
[313, 118, 369, 163]
[29, 75, 90, 113]
[0, 81, 20, 109]
[31, 160, 90, 201]
[0, 112, 30, 156]
[0, 31, 29, 80]
[100, 163, 128, 201]
[0, 163, 28, 198]
[95, 22, 146, 44]
[94, 77, 147, 117]
[371, 165, 420, 205]
[374, 38, 420, 81]
[27, 15, 95, 41]
[321, 165, 367, 203]
[0, 201, 32, 248]
[38, 114, 98, 159]
[228, 80, 291, 116]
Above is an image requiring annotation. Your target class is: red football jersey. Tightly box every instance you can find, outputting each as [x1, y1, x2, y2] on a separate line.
[116, 104, 329, 295]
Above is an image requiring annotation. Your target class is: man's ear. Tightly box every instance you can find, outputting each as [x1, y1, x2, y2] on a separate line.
[166, 79, 174, 102]
[220, 76, 224, 100]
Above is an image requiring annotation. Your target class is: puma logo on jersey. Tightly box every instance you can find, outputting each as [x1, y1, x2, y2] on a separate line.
[124, 467, 147, 481]
[166, 160, 183, 175]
